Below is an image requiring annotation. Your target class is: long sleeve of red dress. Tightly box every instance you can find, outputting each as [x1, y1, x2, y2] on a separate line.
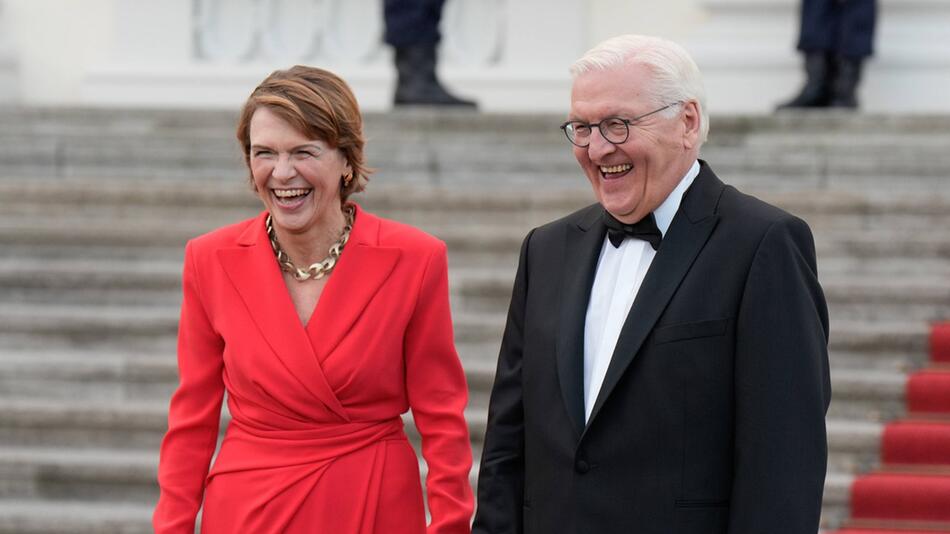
[153, 240, 225, 533]
[405, 242, 474, 533]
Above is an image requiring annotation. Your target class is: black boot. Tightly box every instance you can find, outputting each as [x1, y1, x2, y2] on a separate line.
[776, 51, 834, 110]
[829, 56, 863, 109]
[394, 45, 477, 108]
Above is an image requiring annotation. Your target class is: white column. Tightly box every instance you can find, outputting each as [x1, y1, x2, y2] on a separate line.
[0, 0, 19, 102]
[80, 0, 590, 112]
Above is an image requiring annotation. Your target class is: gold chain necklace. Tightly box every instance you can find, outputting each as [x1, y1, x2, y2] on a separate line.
[265, 205, 355, 281]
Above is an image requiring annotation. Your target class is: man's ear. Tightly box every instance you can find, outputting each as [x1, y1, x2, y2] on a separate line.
[681, 100, 701, 150]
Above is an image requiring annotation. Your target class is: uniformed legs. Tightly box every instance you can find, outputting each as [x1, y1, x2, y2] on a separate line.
[384, 0, 477, 108]
[778, 0, 877, 109]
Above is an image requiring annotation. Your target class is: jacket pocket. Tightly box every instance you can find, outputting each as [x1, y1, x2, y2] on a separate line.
[674, 500, 729, 533]
[654, 318, 729, 345]
[674, 498, 729, 509]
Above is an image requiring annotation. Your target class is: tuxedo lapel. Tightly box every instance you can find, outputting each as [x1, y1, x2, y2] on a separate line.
[305, 206, 400, 361]
[556, 205, 607, 437]
[217, 212, 350, 421]
[586, 163, 724, 428]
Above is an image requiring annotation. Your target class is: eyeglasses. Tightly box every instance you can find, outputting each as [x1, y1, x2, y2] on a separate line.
[560, 102, 682, 147]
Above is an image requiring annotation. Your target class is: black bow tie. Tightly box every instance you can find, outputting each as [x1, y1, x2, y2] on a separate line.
[603, 211, 662, 250]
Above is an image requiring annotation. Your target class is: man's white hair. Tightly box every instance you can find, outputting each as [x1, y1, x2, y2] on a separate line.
[570, 34, 709, 145]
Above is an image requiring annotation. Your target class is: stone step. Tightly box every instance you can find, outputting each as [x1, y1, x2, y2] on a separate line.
[828, 320, 930, 366]
[0, 252, 942, 302]
[0, 258, 183, 292]
[450, 318, 937, 370]
[1, 257, 946, 322]
[0, 347, 498, 405]
[449, 267, 950, 320]
[821, 472, 853, 530]
[817, 256, 950, 278]
[2, 214, 948, 267]
[0, 396, 490, 452]
[0, 451, 854, 534]
[4, 180, 950, 233]
[0, 477, 855, 533]
[0, 418, 863, 532]
[0, 447, 156, 503]
[0, 393, 878, 478]
[0, 301, 933, 371]
[0, 305, 510, 350]
[0, 350, 177, 403]
[5, 116, 950, 185]
[0, 298, 932, 355]
[0, 499, 153, 534]
[0, 398, 167, 450]
[0, 303, 180, 347]
[4, 107, 950, 136]
[3, 110, 949, 190]
[828, 368, 907, 422]
[0, 340, 912, 423]
[0, 243, 185, 263]
[827, 419, 883, 475]
[0, 379, 894, 477]
[0, 442, 481, 527]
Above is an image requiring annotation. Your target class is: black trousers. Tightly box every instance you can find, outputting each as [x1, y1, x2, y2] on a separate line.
[384, 0, 446, 47]
[797, 0, 876, 58]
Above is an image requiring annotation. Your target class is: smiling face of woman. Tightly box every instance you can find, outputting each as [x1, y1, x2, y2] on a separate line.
[248, 106, 351, 238]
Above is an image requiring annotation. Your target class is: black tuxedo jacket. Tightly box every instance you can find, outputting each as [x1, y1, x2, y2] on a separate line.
[473, 162, 831, 534]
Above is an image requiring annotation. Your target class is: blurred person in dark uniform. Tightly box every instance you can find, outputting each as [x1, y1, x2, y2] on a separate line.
[777, 0, 876, 109]
[384, 0, 478, 108]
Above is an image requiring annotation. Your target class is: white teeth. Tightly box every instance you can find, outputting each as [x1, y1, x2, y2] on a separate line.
[273, 188, 310, 198]
[600, 164, 632, 174]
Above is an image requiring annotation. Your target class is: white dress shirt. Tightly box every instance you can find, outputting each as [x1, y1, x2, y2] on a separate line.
[583, 160, 700, 422]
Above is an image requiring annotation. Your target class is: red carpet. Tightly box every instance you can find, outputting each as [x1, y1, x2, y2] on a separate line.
[850, 473, 950, 522]
[829, 322, 950, 534]
[907, 370, 950, 414]
[932, 322, 950, 364]
[882, 421, 950, 465]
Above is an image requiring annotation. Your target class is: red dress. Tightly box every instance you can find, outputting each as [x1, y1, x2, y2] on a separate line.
[153, 205, 473, 533]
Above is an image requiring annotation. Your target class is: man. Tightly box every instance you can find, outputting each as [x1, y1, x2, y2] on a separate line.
[777, 0, 876, 109]
[473, 35, 830, 534]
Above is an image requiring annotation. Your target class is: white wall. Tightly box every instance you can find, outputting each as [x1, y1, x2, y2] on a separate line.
[4, 0, 115, 105]
[589, 0, 707, 44]
[2, 0, 949, 112]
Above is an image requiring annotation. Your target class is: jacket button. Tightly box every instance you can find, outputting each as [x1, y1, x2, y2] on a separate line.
[575, 459, 590, 474]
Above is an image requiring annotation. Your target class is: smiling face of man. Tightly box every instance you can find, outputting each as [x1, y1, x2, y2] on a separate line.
[569, 62, 700, 224]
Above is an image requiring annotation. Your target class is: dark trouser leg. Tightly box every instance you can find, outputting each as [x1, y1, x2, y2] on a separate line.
[383, 0, 444, 48]
[797, 0, 838, 53]
[777, 0, 838, 109]
[837, 0, 876, 59]
[830, 0, 876, 108]
[383, 0, 477, 107]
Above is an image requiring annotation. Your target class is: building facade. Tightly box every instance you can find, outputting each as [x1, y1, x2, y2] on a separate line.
[2, 0, 949, 112]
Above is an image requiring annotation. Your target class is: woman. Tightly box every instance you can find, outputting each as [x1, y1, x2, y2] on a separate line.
[153, 66, 473, 533]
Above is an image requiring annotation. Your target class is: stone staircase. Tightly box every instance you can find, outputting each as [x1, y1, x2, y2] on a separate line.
[0, 107, 948, 532]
